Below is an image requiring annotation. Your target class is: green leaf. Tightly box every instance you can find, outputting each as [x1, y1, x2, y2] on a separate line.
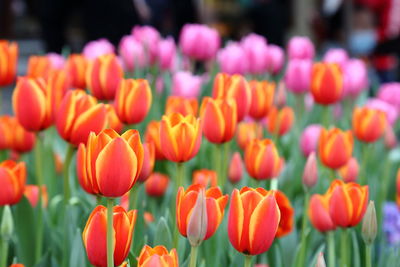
[69, 229, 87, 267]
[153, 217, 173, 248]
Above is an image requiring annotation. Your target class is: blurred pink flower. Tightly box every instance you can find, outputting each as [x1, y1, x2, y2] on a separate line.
[305, 93, 314, 111]
[287, 36, 315, 60]
[241, 33, 268, 74]
[300, 124, 322, 157]
[132, 25, 160, 64]
[265, 44, 285, 74]
[377, 83, 400, 112]
[179, 24, 220, 61]
[366, 98, 398, 125]
[46, 53, 65, 69]
[285, 59, 312, 94]
[83, 38, 114, 60]
[172, 71, 202, 98]
[323, 48, 349, 69]
[217, 42, 248, 75]
[342, 59, 368, 98]
[333, 103, 343, 120]
[157, 37, 176, 71]
[118, 35, 147, 72]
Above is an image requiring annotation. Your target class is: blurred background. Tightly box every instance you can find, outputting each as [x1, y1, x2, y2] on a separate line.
[0, 0, 399, 80]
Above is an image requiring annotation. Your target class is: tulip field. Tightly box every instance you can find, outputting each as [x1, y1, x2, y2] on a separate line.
[1, 25, 400, 267]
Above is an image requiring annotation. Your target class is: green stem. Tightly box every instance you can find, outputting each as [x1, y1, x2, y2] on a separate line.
[96, 195, 102, 206]
[341, 229, 349, 267]
[297, 191, 310, 267]
[173, 162, 185, 249]
[359, 144, 371, 185]
[328, 168, 336, 181]
[378, 158, 392, 224]
[0, 238, 8, 267]
[221, 142, 230, 190]
[189, 246, 199, 267]
[129, 183, 140, 210]
[34, 135, 44, 263]
[244, 255, 252, 267]
[63, 144, 75, 205]
[106, 198, 115, 267]
[327, 231, 335, 267]
[270, 178, 278, 191]
[365, 244, 372, 267]
[214, 144, 223, 187]
[322, 105, 330, 128]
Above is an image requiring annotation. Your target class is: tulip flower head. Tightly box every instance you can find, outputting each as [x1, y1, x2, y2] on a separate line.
[171, 71, 203, 99]
[228, 187, 281, 255]
[137, 142, 155, 182]
[26, 55, 52, 79]
[265, 44, 285, 75]
[176, 185, 228, 242]
[248, 80, 275, 120]
[300, 124, 322, 157]
[137, 245, 179, 267]
[0, 160, 26, 206]
[217, 42, 248, 75]
[274, 190, 294, 238]
[309, 191, 336, 233]
[0, 116, 36, 153]
[311, 63, 343, 105]
[362, 201, 377, 245]
[145, 121, 165, 160]
[287, 36, 315, 60]
[145, 173, 169, 197]
[284, 59, 312, 94]
[159, 113, 202, 162]
[328, 179, 369, 227]
[0, 40, 18, 86]
[77, 129, 144, 197]
[165, 96, 198, 117]
[302, 152, 318, 189]
[229, 152, 243, 184]
[200, 97, 237, 143]
[318, 128, 353, 169]
[65, 54, 88, 89]
[240, 33, 268, 75]
[24, 185, 48, 208]
[82, 205, 136, 267]
[339, 157, 359, 182]
[192, 169, 218, 188]
[267, 106, 295, 136]
[236, 122, 263, 150]
[157, 37, 176, 71]
[105, 104, 123, 133]
[83, 38, 114, 60]
[118, 35, 147, 71]
[352, 107, 387, 143]
[384, 124, 397, 149]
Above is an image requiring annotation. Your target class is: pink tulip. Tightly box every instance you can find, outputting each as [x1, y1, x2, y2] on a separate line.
[287, 36, 315, 60]
[339, 157, 359, 183]
[300, 124, 322, 157]
[275, 81, 287, 108]
[384, 125, 397, 149]
[179, 24, 220, 61]
[217, 42, 248, 75]
[157, 37, 176, 71]
[343, 59, 368, 98]
[377, 83, 400, 112]
[265, 44, 285, 75]
[131, 25, 160, 64]
[284, 59, 312, 94]
[241, 33, 268, 74]
[172, 71, 202, 98]
[366, 98, 398, 125]
[46, 53, 65, 69]
[83, 38, 114, 60]
[305, 93, 314, 111]
[118, 35, 147, 72]
[303, 152, 318, 188]
[323, 48, 349, 69]
[228, 152, 243, 184]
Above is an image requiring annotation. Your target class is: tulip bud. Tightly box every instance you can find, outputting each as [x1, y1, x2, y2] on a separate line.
[229, 152, 243, 184]
[303, 152, 318, 189]
[385, 125, 397, 149]
[362, 201, 377, 245]
[339, 157, 359, 182]
[275, 82, 287, 108]
[145, 173, 169, 197]
[315, 252, 326, 267]
[187, 189, 208, 247]
[0, 205, 14, 241]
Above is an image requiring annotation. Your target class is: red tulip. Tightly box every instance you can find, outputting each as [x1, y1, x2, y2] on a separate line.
[0, 160, 26, 206]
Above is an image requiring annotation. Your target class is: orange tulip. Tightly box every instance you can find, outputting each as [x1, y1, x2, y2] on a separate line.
[176, 184, 228, 241]
[65, 54, 87, 89]
[165, 96, 198, 116]
[267, 106, 295, 136]
[82, 205, 137, 267]
[137, 245, 179, 267]
[318, 128, 353, 169]
[12, 77, 53, 131]
[311, 63, 343, 105]
[137, 142, 156, 182]
[309, 192, 336, 232]
[338, 157, 359, 183]
[26, 55, 52, 79]
[86, 54, 123, 100]
[236, 122, 263, 150]
[0, 116, 35, 152]
[24, 185, 48, 208]
[0, 160, 26, 206]
[144, 212, 155, 224]
[245, 139, 283, 180]
[145, 172, 169, 197]
[352, 107, 387, 143]
[47, 69, 71, 121]
[275, 190, 294, 238]
[228, 187, 280, 255]
[396, 169, 400, 208]
[0, 116, 14, 149]
[76, 129, 144, 197]
[192, 169, 218, 188]
[212, 73, 251, 122]
[248, 80, 275, 120]
[114, 78, 152, 124]
[56, 90, 107, 146]
[228, 152, 243, 184]
[328, 179, 369, 227]
[105, 104, 123, 133]
[0, 41, 18, 86]
[200, 97, 237, 143]
[145, 120, 165, 160]
[9, 264, 25, 267]
[160, 113, 202, 162]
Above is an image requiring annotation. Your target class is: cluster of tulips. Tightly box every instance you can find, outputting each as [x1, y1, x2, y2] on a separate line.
[0, 24, 399, 267]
